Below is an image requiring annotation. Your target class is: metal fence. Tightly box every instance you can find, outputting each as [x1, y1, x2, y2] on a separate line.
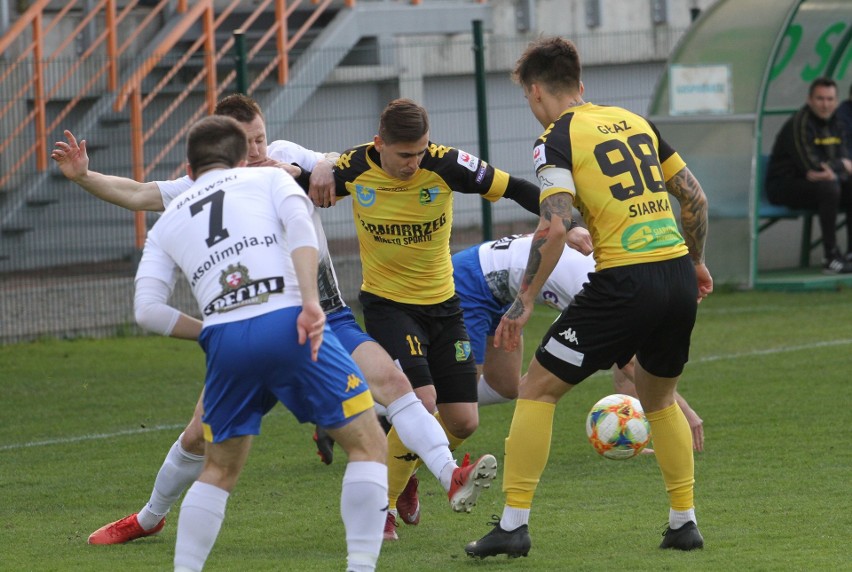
[0, 30, 681, 344]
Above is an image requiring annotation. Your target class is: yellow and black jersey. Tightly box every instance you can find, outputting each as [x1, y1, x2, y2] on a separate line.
[334, 142, 538, 304]
[534, 103, 689, 270]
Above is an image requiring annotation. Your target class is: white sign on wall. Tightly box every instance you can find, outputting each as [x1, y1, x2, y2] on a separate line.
[669, 64, 732, 115]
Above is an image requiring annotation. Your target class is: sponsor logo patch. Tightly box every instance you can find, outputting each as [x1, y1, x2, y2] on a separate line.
[355, 184, 376, 207]
[454, 340, 472, 361]
[475, 163, 488, 184]
[203, 263, 284, 315]
[622, 220, 683, 252]
[419, 187, 440, 205]
[457, 150, 480, 172]
[533, 144, 546, 170]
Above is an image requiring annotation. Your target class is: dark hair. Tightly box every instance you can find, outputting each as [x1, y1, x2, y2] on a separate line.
[186, 116, 247, 173]
[808, 77, 837, 97]
[378, 98, 429, 144]
[214, 93, 264, 123]
[512, 36, 581, 94]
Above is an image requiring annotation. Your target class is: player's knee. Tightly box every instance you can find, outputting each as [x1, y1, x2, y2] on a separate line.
[363, 361, 412, 406]
[419, 395, 438, 414]
[446, 416, 478, 440]
[497, 384, 519, 400]
[182, 422, 206, 456]
[337, 413, 388, 463]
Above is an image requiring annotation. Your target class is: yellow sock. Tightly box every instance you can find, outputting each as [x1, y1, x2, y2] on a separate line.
[503, 399, 555, 509]
[645, 402, 694, 511]
[386, 426, 417, 511]
[434, 411, 467, 451]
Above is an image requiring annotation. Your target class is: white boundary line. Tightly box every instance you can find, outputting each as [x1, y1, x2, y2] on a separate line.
[3, 338, 852, 452]
[0, 423, 185, 452]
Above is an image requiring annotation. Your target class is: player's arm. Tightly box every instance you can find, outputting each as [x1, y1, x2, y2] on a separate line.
[495, 174, 573, 352]
[277, 189, 324, 361]
[134, 277, 202, 341]
[665, 166, 713, 301]
[51, 130, 165, 212]
[328, 148, 363, 202]
[308, 153, 340, 208]
[500, 175, 540, 215]
[134, 232, 201, 339]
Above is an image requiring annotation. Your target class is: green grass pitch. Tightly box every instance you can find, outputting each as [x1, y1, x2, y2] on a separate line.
[1, 288, 850, 570]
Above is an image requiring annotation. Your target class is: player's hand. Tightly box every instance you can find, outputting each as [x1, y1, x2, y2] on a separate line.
[51, 130, 89, 181]
[494, 299, 531, 352]
[565, 225, 593, 255]
[694, 263, 713, 303]
[297, 301, 326, 361]
[250, 158, 301, 178]
[684, 410, 705, 452]
[308, 159, 336, 207]
[806, 164, 835, 182]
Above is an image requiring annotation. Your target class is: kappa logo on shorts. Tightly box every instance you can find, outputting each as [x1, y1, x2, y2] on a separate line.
[346, 373, 364, 391]
[454, 340, 471, 361]
[558, 328, 579, 345]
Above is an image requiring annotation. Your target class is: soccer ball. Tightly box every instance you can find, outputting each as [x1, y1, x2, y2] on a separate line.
[585, 394, 651, 460]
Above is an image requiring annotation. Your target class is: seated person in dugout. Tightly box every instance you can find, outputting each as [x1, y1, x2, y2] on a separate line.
[766, 77, 852, 274]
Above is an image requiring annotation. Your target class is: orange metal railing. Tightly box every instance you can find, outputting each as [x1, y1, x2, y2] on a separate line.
[0, 0, 353, 248]
[0, 0, 173, 188]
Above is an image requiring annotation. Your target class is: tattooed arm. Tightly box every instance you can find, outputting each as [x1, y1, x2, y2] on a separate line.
[494, 188, 575, 351]
[667, 166, 713, 301]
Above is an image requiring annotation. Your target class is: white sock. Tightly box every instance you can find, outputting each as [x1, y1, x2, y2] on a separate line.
[174, 481, 228, 572]
[669, 507, 696, 529]
[500, 506, 530, 531]
[477, 375, 513, 406]
[341, 461, 387, 572]
[138, 434, 205, 530]
[385, 392, 456, 490]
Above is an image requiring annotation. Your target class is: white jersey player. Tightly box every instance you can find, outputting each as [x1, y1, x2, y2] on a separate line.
[52, 93, 493, 551]
[134, 116, 387, 572]
[474, 233, 593, 311]
[453, 233, 593, 380]
[156, 140, 347, 314]
[452, 234, 704, 452]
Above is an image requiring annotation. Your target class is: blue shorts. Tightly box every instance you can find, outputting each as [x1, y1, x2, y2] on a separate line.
[198, 307, 374, 443]
[327, 306, 374, 355]
[452, 245, 509, 366]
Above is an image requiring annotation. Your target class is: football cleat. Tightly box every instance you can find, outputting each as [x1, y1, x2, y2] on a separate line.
[396, 473, 420, 525]
[383, 512, 399, 541]
[465, 517, 531, 559]
[660, 521, 704, 550]
[313, 426, 335, 465]
[87, 513, 165, 545]
[448, 453, 497, 513]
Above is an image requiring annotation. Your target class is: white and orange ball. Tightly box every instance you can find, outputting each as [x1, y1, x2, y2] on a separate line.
[585, 394, 651, 460]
